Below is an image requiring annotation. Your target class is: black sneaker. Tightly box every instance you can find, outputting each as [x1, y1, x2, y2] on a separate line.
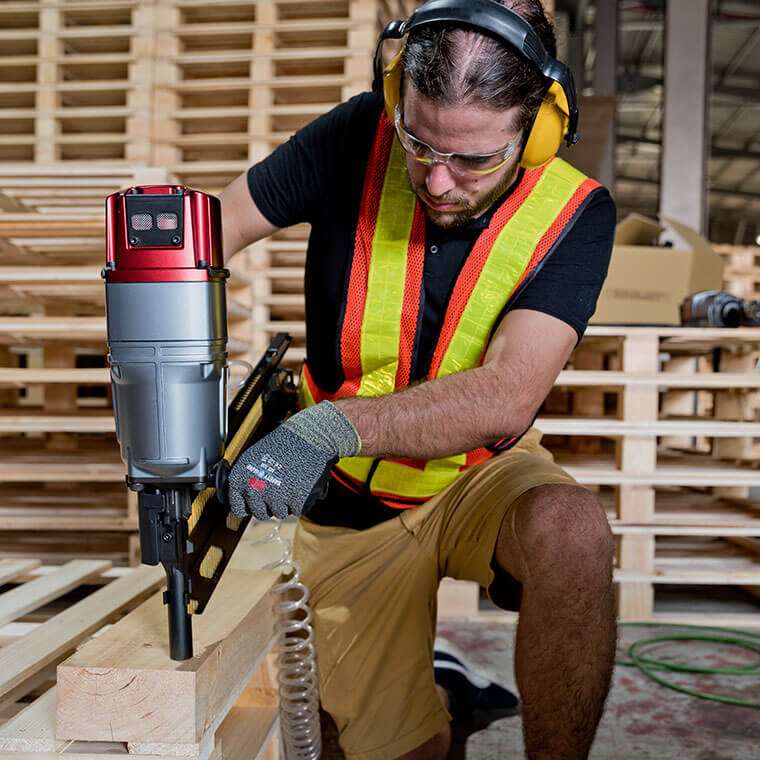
[433, 638, 520, 724]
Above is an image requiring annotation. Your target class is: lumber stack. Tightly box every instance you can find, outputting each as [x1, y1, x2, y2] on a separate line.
[0, 167, 254, 566]
[0, 0, 388, 370]
[0, 520, 287, 760]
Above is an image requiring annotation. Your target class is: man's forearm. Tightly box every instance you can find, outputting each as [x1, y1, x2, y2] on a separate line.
[334, 363, 535, 460]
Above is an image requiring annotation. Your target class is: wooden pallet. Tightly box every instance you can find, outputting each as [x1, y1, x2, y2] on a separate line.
[714, 243, 760, 301]
[0, 0, 379, 182]
[0, 520, 286, 760]
[0, 167, 254, 566]
[436, 327, 760, 624]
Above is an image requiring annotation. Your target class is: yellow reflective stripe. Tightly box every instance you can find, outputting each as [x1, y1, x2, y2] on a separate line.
[437, 159, 587, 378]
[297, 371, 315, 409]
[337, 453, 467, 499]
[335, 456, 374, 484]
[358, 138, 416, 397]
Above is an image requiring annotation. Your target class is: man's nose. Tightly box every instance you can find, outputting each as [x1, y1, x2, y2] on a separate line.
[425, 161, 457, 197]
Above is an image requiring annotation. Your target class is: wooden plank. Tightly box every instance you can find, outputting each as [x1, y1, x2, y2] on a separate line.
[0, 317, 105, 340]
[0, 688, 189, 758]
[0, 414, 114, 433]
[0, 688, 279, 760]
[0, 368, 109, 385]
[56, 566, 279, 745]
[0, 560, 112, 629]
[615, 569, 760, 584]
[537, 417, 760, 436]
[0, 559, 41, 587]
[206, 705, 278, 760]
[584, 325, 760, 341]
[0, 565, 164, 699]
[0, 456, 124, 483]
[565, 465, 760, 487]
[554, 370, 760, 389]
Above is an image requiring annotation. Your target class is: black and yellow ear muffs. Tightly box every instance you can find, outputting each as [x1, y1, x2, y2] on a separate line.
[373, 0, 579, 170]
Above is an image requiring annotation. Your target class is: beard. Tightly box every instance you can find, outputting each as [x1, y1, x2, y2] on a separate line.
[409, 163, 520, 229]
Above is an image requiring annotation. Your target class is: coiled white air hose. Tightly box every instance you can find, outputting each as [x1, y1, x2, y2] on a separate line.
[255, 520, 322, 760]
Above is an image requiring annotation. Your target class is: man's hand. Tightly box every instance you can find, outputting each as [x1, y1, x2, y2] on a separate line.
[227, 401, 361, 520]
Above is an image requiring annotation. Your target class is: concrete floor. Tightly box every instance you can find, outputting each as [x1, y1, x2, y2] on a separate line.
[320, 620, 760, 759]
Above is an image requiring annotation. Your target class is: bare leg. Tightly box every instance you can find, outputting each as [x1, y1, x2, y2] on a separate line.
[494, 484, 616, 760]
[395, 686, 452, 760]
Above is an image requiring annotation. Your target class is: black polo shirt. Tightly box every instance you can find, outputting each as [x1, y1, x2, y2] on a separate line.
[247, 91, 615, 529]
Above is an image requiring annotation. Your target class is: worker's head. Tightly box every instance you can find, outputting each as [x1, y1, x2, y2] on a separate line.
[392, 0, 558, 228]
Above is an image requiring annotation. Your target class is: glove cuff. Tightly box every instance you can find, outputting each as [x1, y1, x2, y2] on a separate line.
[283, 400, 361, 458]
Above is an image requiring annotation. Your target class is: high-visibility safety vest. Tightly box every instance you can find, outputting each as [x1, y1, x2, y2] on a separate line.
[298, 113, 600, 508]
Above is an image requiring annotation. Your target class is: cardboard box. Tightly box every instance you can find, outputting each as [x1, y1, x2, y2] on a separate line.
[590, 213, 725, 325]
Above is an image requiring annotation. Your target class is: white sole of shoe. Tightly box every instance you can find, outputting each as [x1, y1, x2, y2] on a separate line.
[433, 637, 494, 689]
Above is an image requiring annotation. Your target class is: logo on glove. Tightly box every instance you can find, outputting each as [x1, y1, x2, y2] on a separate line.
[245, 455, 283, 492]
[248, 477, 268, 491]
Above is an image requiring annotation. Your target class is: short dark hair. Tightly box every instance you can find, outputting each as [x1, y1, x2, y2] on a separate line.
[400, 0, 556, 130]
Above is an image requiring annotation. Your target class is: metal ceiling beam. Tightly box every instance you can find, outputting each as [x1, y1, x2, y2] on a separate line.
[618, 174, 760, 203]
[718, 26, 760, 83]
[616, 132, 760, 161]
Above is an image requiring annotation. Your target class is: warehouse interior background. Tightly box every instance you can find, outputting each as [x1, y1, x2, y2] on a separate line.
[0, 1, 759, 757]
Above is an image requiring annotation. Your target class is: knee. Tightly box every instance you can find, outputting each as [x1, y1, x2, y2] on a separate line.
[513, 484, 614, 594]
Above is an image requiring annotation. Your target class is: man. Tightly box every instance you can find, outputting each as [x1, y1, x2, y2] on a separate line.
[220, 0, 616, 757]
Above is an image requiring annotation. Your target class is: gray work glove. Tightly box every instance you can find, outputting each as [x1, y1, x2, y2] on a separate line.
[228, 401, 361, 520]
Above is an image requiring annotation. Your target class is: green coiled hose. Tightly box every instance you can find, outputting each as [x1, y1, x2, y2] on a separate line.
[617, 622, 760, 708]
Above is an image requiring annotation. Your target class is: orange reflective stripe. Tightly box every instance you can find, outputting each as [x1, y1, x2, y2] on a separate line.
[340, 114, 395, 392]
[464, 447, 493, 469]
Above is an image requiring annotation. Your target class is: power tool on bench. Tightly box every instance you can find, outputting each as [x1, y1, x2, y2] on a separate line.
[103, 185, 296, 661]
[681, 290, 760, 328]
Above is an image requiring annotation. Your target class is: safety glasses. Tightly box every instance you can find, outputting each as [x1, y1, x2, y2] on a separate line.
[394, 104, 517, 177]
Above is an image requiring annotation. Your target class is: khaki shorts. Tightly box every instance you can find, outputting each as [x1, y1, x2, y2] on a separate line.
[292, 428, 576, 760]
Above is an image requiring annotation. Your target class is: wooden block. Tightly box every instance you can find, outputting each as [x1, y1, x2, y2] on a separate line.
[616, 582, 654, 622]
[0, 677, 278, 760]
[437, 578, 479, 619]
[56, 566, 279, 745]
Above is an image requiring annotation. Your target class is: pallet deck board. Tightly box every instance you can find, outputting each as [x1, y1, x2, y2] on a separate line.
[0, 565, 163, 700]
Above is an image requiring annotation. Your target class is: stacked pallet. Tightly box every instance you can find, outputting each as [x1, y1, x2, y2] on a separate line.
[0, 520, 286, 760]
[440, 326, 760, 626]
[0, 0, 152, 164]
[157, 0, 375, 190]
[543, 325, 760, 624]
[0, 167, 253, 566]
[714, 243, 760, 302]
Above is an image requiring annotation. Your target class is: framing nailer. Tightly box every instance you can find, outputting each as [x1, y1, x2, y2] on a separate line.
[103, 185, 295, 660]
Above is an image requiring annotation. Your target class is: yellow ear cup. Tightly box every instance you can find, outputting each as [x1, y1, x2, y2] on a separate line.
[382, 53, 403, 122]
[520, 81, 570, 169]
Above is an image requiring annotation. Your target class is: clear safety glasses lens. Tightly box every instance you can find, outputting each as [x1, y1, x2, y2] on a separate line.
[394, 105, 516, 177]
